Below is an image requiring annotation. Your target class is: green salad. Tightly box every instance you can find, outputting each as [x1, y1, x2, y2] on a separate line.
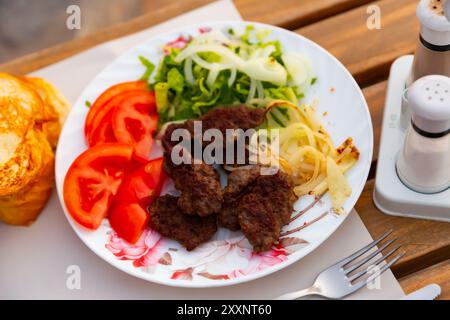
[144, 25, 316, 125]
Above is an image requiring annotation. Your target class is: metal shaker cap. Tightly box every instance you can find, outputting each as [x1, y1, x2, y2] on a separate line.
[407, 75, 450, 135]
[417, 0, 450, 45]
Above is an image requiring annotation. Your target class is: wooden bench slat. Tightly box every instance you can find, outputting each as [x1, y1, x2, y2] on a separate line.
[356, 180, 450, 278]
[235, 0, 372, 29]
[298, 0, 419, 86]
[399, 260, 450, 300]
[0, 0, 372, 75]
[0, 0, 213, 75]
[362, 80, 386, 163]
[1, 0, 420, 86]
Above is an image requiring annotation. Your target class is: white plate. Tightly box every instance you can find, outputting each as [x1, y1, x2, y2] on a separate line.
[55, 21, 373, 288]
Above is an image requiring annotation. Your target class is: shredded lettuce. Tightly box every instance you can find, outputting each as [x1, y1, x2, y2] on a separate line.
[139, 55, 155, 81]
[154, 82, 169, 112]
[148, 26, 315, 125]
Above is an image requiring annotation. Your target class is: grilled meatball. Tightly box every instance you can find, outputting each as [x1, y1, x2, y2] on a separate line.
[150, 195, 217, 251]
[218, 165, 261, 230]
[159, 105, 266, 217]
[200, 105, 266, 134]
[161, 105, 266, 154]
[164, 152, 223, 217]
[160, 122, 192, 151]
[237, 170, 296, 252]
[202, 105, 266, 166]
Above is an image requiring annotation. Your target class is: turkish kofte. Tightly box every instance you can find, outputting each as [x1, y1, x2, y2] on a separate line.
[237, 170, 296, 252]
[150, 195, 217, 251]
[163, 153, 223, 217]
[217, 165, 261, 230]
[151, 104, 295, 252]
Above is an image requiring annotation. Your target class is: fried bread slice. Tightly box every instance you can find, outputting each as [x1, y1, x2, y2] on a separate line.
[0, 129, 54, 225]
[0, 73, 44, 127]
[20, 77, 70, 148]
[0, 73, 67, 226]
[0, 74, 46, 197]
[0, 128, 48, 197]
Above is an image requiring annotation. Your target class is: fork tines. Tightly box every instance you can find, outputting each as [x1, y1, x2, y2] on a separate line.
[338, 230, 405, 288]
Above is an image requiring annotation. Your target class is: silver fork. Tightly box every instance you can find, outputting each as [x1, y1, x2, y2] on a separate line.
[275, 230, 405, 300]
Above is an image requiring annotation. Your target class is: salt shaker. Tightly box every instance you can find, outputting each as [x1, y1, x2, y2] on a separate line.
[397, 75, 450, 194]
[408, 0, 450, 85]
[401, 0, 450, 129]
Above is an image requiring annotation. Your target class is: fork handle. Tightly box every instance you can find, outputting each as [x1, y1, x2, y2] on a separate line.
[275, 286, 321, 300]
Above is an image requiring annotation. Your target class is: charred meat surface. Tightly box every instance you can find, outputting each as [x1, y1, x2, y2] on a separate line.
[218, 165, 261, 230]
[160, 122, 191, 151]
[199, 105, 266, 134]
[150, 195, 217, 251]
[161, 105, 266, 153]
[155, 105, 296, 252]
[160, 105, 265, 217]
[237, 170, 296, 252]
[164, 152, 223, 217]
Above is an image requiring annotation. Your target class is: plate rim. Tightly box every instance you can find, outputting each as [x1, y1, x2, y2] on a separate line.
[55, 20, 373, 288]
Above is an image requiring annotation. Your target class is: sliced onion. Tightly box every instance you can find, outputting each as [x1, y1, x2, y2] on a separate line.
[194, 27, 232, 45]
[255, 80, 264, 99]
[246, 78, 257, 104]
[184, 57, 194, 85]
[228, 68, 237, 87]
[241, 57, 287, 85]
[175, 44, 245, 68]
[207, 67, 220, 88]
[281, 52, 314, 90]
[191, 54, 228, 71]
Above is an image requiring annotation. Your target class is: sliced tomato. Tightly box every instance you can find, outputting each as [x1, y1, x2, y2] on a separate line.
[108, 203, 149, 244]
[85, 81, 148, 139]
[111, 91, 158, 161]
[86, 89, 149, 146]
[90, 112, 116, 145]
[109, 158, 165, 243]
[63, 143, 134, 230]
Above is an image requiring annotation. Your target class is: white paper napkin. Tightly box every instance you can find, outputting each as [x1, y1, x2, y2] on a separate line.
[0, 0, 404, 300]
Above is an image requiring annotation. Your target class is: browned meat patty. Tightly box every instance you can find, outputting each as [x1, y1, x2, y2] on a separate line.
[164, 152, 223, 217]
[199, 105, 266, 134]
[218, 165, 261, 230]
[237, 170, 296, 252]
[150, 195, 217, 251]
[161, 105, 266, 155]
[160, 122, 191, 151]
[160, 105, 265, 216]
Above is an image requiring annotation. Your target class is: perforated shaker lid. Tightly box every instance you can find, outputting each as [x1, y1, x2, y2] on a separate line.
[417, 0, 450, 46]
[407, 75, 450, 134]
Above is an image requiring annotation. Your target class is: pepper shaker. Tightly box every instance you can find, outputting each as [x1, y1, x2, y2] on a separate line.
[408, 0, 450, 85]
[397, 75, 450, 194]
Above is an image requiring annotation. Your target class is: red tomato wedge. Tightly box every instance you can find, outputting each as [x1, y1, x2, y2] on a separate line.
[86, 89, 149, 146]
[90, 112, 116, 145]
[111, 91, 158, 161]
[63, 143, 134, 230]
[85, 81, 148, 142]
[109, 158, 165, 243]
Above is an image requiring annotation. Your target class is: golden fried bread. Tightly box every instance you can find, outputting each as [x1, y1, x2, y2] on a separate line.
[20, 77, 70, 148]
[0, 73, 69, 226]
[0, 130, 54, 225]
[0, 129, 48, 197]
[0, 73, 44, 126]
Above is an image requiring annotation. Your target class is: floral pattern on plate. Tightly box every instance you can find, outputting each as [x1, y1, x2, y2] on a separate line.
[105, 197, 328, 281]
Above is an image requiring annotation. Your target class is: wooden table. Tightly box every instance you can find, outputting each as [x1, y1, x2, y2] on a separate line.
[1, 0, 448, 299]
